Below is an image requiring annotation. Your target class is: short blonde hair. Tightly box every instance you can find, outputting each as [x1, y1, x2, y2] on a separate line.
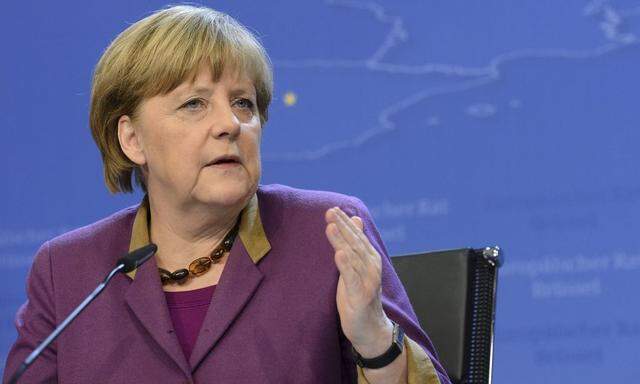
[90, 5, 273, 193]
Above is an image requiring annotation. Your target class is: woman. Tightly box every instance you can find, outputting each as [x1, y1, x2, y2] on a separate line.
[3, 5, 450, 384]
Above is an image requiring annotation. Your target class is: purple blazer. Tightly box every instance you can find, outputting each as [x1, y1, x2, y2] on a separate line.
[4, 184, 449, 383]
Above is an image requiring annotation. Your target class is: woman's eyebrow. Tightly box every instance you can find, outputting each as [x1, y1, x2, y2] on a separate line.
[229, 86, 256, 98]
[170, 81, 256, 102]
[168, 82, 212, 98]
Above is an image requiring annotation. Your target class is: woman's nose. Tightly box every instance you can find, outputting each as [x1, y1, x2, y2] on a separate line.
[209, 102, 241, 140]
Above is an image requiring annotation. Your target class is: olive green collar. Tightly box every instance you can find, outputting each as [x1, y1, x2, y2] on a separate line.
[126, 194, 271, 279]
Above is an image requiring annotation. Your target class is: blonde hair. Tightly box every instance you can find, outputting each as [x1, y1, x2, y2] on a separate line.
[90, 5, 273, 193]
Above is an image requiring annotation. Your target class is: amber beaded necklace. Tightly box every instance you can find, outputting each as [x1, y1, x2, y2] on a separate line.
[158, 217, 241, 286]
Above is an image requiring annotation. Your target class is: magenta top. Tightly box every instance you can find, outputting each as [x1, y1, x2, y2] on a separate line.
[164, 285, 216, 361]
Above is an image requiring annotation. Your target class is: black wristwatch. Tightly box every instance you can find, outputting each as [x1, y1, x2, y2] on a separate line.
[352, 321, 405, 369]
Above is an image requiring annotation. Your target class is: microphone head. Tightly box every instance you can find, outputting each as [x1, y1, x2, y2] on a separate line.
[117, 243, 157, 273]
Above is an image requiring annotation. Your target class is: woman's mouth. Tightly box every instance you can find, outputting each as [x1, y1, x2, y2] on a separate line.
[206, 155, 241, 168]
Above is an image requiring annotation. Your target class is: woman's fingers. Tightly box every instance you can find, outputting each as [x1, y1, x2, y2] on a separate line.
[334, 248, 362, 289]
[331, 208, 378, 259]
[329, 209, 361, 250]
[325, 207, 381, 290]
[327, 209, 367, 263]
[328, 208, 388, 351]
[326, 220, 367, 279]
[351, 216, 364, 231]
[325, 221, 352, 255]
[326, 222, 366, 293]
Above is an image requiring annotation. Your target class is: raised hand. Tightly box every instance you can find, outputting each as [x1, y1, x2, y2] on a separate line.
[324, 207, 394, 357]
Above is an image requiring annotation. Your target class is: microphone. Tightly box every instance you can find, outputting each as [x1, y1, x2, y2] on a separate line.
[8, 243, 158, 384]
[117, 243, 158, 273]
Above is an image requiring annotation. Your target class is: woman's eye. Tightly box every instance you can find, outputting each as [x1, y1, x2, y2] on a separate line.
[234, 98, 255, 110]
[181, 98, 206, 110]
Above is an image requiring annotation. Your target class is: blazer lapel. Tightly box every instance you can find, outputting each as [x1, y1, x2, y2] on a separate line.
[189, 239, 264, 371]
[124, 254, 191, 377]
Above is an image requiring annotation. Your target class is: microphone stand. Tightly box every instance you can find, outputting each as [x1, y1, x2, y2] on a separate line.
[8, 244, 156, 383]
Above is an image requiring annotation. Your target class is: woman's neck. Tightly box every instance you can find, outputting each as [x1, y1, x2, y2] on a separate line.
[147, 194, 244, 271]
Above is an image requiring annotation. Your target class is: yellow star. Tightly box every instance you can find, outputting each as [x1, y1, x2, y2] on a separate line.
[283, 91, 297, 107]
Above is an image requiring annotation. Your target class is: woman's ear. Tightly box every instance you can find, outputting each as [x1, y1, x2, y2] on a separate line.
[117, 115, 147, 166]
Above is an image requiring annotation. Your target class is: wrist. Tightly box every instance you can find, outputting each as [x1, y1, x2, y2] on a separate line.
[352, 320, 406, 370]
[351, 317, 395, 358]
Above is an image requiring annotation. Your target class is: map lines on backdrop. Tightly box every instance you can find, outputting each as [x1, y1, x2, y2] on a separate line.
[264, 0, 640, 162]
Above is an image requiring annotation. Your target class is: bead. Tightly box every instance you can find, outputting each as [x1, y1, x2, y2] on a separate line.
[212, 248, 225, 259]
[171, 268, 189, 284]
[189, 257, 212, 276]
[158, 268, 173, 286]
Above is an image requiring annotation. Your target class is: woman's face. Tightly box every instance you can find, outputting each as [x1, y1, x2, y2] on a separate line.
[122, 64, 262, 209]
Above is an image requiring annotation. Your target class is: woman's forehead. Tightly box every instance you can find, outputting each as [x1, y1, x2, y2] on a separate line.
[172, 65, 256, 95]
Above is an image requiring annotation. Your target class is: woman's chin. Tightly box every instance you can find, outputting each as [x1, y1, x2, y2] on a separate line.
[194, 182, 255, 208]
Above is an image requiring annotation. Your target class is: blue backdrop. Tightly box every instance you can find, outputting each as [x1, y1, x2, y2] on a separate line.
[2, 1, 639, 382]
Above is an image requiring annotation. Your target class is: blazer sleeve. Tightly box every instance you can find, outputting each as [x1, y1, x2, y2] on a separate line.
[345, 198, 451, 384]
[3, 241, 58, 384]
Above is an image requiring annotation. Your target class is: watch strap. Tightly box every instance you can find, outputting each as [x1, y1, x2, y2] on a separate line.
[352, 321, 405, 369]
